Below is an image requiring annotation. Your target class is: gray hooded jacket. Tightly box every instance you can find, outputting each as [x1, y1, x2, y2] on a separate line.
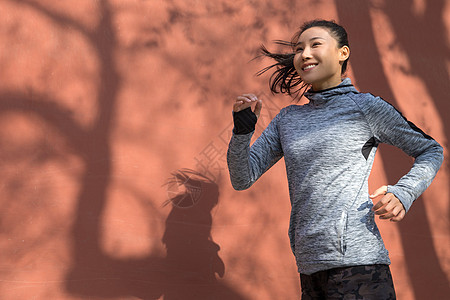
[227, 78, 444, 275]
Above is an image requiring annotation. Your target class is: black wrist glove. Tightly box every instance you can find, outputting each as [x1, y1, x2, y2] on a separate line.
[232, 107, 257, 135]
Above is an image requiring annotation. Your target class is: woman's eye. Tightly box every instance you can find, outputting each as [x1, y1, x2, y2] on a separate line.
[295, 47, 303, 52]
[312, 43, 321, 47]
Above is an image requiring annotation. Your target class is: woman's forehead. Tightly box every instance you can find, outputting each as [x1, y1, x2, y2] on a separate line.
[297, 27, 333, 43]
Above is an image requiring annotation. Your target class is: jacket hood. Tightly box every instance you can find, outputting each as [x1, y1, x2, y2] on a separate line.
[304, 78, 358, 106]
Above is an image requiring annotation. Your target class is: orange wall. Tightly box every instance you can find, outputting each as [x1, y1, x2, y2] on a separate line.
[0, 0, 448, 299]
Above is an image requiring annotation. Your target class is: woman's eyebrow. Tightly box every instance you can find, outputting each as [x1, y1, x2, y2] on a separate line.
[295, 37, 326, 46]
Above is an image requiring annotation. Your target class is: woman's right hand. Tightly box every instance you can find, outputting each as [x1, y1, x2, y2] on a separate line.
[233, 94, 263, 119]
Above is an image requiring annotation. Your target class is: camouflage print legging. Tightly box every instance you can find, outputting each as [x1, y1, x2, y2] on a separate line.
[300, 264, 396, 299]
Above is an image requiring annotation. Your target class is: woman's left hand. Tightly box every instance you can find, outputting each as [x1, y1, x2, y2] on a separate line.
[370, 186, 406, 222]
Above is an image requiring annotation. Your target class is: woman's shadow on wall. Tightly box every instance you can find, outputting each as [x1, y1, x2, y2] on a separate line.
[66, 169, 245, 300]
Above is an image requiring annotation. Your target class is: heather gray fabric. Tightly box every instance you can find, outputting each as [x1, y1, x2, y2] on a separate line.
[227, 78, 444, 275]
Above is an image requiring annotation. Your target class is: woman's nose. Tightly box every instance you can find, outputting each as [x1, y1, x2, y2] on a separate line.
[301, 47, 312, 60]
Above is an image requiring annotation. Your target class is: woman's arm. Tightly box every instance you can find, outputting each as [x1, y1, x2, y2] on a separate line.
[227, 94, 284, 190]
[361, 95, 444, 214]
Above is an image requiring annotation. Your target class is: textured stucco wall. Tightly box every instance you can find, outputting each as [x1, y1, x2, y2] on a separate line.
[0, 0, 448, 299]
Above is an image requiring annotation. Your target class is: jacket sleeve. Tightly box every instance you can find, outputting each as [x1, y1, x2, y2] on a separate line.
[227, 109, 284, 190]
[361, 95, 444, 212]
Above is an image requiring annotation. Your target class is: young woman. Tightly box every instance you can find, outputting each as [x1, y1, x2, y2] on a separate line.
[227, 20, 443, 299]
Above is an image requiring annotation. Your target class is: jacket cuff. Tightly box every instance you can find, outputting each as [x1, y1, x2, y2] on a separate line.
[232, 107, 257, 135]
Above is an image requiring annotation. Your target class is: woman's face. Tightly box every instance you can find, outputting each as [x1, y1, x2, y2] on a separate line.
[293, 27, 349, 91]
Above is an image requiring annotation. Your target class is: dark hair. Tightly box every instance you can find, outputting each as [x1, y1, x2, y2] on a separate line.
[257, 19, 349, 99]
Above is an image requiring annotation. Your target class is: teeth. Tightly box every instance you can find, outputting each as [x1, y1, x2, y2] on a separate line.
[303, 64, 317, 70]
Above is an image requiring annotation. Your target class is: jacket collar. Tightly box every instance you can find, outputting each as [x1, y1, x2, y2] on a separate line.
[304, 78, 358, 106]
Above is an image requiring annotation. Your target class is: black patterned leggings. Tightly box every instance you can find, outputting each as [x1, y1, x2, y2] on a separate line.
[300, 264, 396, 299]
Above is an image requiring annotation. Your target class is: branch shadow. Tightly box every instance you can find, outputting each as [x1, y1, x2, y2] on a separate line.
[335, 1, 450, 298]
[3, 0, 247, 299]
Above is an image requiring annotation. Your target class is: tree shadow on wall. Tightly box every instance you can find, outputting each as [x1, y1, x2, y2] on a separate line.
[335, 0, 450, 298]
[65, 169, 245, 300]
[4, 0, 247, 299]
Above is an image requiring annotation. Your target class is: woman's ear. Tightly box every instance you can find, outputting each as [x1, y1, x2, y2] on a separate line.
[339, 46, 350, 62]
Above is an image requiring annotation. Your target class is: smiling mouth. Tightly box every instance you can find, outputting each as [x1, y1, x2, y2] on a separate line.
[302, 64, 318, 71]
